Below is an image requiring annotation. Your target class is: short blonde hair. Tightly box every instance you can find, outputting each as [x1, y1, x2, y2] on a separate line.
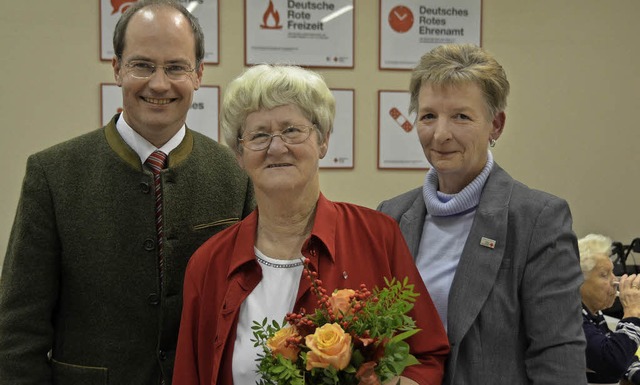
[578, 233, 613, 274]
[221, 64, 335, 154]
[409, 44, 510, 119]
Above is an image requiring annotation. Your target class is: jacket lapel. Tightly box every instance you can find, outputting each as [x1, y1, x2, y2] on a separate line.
[398, 192, 427, 259]
[447, 165, 513, 344]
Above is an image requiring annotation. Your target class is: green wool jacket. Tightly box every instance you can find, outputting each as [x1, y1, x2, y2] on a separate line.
[0, 115, 255, 385]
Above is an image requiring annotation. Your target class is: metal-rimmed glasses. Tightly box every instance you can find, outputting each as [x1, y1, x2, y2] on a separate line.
[239, 124, 316, 151]
[123, 61, 196, 81]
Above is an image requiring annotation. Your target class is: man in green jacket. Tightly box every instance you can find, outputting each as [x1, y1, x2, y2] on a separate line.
[0, 1, 254, 384]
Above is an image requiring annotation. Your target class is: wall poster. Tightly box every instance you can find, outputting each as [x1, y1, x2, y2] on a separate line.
[245, 0, 354, 68]
[379, 0, 482, 70]
[100, 0, 219, 64]
[320, 89, 355, 169]
[378, 90, 429, 170]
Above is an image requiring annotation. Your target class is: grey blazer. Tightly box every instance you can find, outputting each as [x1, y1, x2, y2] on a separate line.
[378, 163, 587, 385]
[0, 115, 254, 385]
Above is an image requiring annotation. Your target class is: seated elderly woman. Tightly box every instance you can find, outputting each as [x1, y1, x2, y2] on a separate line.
[580, 233, 640, 385]
[172, 64, 449, 385]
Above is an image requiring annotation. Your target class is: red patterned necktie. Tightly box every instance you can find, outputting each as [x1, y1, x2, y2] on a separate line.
[145, 150, 168, 287]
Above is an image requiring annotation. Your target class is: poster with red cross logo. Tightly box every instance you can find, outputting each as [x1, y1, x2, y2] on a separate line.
[100, 0, 219, 64]
[245, 0, 354, 68]
[379, 0, 481, 70]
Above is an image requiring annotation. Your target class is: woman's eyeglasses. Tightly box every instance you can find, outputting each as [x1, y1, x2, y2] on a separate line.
[239, 125, 316, 151]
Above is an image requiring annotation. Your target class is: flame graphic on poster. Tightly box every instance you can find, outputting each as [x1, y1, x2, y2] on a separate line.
[260, 0, 283, 29]
[111, 0, 136, 15]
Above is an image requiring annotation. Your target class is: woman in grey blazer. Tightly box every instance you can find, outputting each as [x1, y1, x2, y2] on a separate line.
[378, 44, 587, 385]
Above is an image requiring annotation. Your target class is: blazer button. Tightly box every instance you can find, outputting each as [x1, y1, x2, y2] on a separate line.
[148, 293, 159, 306]
[158, 350, 167, 361]
[140, 182, 151, 194]
[143, 238, 155, 251]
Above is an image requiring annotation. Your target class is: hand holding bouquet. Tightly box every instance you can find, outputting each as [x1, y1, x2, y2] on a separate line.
[252, 259, 422, 385]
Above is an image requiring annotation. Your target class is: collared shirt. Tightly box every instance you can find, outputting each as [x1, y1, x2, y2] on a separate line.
[173, 194, 450, 385]
[115, 113, 185, 164]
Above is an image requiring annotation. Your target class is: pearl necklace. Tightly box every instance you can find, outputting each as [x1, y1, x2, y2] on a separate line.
[255, 253, 304, 269]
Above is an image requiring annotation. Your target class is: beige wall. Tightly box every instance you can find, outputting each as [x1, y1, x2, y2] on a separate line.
[2, 1, 639, 274]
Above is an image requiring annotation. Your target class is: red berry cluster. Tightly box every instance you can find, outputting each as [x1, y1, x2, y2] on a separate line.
[283, 259, 380, 334]
[284, 332, 303, 350]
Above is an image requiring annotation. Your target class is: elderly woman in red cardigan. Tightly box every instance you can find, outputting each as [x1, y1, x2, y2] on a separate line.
[172, 64, 449, 385]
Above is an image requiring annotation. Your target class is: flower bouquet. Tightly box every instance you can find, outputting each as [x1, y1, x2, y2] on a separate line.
[252, 259, 421, 385]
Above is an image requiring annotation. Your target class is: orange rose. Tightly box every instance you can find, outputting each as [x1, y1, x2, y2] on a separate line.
[328, 289, 356, 316]
[266, 326, 301, 361]
[305, 323, 352, 370]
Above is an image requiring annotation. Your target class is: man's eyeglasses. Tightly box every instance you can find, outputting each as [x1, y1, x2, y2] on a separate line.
[239, 125, 316, 151]
[123, 61, 196, 81]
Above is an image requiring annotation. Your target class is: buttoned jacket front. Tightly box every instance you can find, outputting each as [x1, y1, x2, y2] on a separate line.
[0, 115, 254, 385]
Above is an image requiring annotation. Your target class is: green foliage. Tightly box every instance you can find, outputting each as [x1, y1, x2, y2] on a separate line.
[252, 319, 306, 385]
[347, 277, 420, 340]
[377, 339, 420, 382]
[252, 276, 424, 384]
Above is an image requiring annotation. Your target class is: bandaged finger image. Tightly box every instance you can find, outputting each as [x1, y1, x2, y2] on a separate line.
[389, 107, 413, 132]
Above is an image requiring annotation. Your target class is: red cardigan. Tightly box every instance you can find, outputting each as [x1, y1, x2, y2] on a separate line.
[173, 194, 449, 385]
